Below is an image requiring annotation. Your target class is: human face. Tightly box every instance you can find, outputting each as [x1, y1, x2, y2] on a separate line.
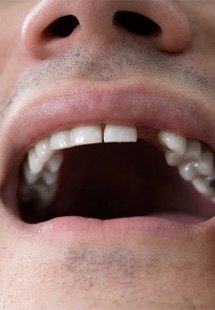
[0, 0, 214, 308]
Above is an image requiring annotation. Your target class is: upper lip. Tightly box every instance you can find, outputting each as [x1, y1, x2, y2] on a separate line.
[1, 80, 215, 210]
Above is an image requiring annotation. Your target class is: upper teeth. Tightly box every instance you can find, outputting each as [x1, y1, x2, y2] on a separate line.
[20, 125, 215, 207]
[21, 124, 137, 205]
[158, 131, 187, 155]
[50, 125, 103, 150]
[104, 124, 137, 143]
[158, 131, 215, 201]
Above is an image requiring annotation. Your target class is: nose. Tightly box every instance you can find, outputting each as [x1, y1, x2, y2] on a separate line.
[22, 0, 191, 59]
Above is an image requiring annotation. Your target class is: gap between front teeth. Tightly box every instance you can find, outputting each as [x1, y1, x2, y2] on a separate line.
[20, 125, 215, 208]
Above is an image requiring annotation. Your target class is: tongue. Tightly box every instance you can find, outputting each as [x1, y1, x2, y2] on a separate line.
[50, 140, 204, 221]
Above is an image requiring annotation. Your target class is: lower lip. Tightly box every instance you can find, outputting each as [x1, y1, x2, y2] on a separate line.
[22, 215, 206, 240]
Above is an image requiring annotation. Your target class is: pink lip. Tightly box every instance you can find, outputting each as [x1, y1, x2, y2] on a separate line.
[10, 215, 215, 241]
[6, 85, 215, 150]
[1, 81, 215, 238]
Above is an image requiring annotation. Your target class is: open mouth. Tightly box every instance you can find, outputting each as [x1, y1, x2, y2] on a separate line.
[18, 123, 215, 225]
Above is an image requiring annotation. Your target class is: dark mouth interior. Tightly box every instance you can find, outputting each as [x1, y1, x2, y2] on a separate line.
[19, 140, 213, 224]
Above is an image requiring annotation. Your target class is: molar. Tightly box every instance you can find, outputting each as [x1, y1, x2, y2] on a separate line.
[192, 175, 215, 198]
[196, 151, 214, 176]
[158, 130, 215, 203]
[178, 162, 199, 181]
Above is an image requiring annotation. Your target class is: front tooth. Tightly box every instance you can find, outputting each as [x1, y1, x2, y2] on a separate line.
[158, 131, 186, 155]
[35, 137, 53, 163]
[104, 125, 137, 143]
[70, 125, 102, 146]
[50, 130, 72, 150]
[196, 151, 214, 176]
[28, 148, 44, 174]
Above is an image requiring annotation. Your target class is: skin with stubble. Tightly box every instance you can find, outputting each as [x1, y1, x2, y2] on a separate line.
[0, 0, 215, 309]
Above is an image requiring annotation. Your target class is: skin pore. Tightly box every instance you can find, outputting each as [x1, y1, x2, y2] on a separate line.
[0, 0, 215, 309]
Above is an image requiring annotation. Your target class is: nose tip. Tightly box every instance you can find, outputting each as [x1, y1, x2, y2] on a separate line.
[22, 0, 191, 60]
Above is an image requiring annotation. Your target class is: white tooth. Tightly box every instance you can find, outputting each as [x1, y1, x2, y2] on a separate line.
[42, 169, 59, 186]
[192, 176, 215, 198]
[165, 151, 182, 166]
[50, 130, 72, 150]
[23, 161, 41, 184]
[35, 137, 53, 163]
[158, 131, 186, 155]
[70, 125, 102, 146]
[178, 162, 199, 181]
[164, 140, 201, 167]
[46, 152, 63, 173]
[28, 147, 44, 174]
[183, 140, 201, 162]
[196, 151, 214, 176]
[160, 133, 215, 202]
[104, 125, 137, 143]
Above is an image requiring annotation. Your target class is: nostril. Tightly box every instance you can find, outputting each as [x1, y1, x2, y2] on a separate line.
[113, 11, 160, 36]
[42, 15, 79, 39]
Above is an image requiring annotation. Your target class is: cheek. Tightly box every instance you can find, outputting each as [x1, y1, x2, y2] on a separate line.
[0, 14, 19, 70]
[0, 1, 35, 71]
